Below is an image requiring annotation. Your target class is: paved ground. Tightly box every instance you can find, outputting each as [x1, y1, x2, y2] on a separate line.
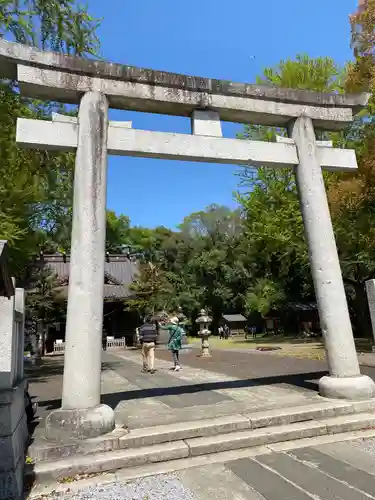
[37, 438, 375, 499]
[27, 346, 375, 433]
[28, 347, 327, 433]
[27, 348, 375, 499]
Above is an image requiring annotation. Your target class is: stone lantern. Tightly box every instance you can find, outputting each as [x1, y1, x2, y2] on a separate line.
[196, 308, 212, 357]
[176, 306, 187, 324]
[152, 310, 169, 345]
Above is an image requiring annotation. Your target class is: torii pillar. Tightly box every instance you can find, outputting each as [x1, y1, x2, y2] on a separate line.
[290, 116, 374, 399]
[45, 92, 115, 441]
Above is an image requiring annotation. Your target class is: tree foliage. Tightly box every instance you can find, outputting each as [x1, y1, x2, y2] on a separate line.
[121, 53, 375, 336]
[0, 0, 100, 55]
[0, 1, 100, 277]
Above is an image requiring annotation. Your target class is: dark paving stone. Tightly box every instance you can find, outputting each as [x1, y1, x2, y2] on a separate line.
[156, 346, 375, 393]
[290, 447, 375, 497]
[256, 452, 370, 500]
[162, 391, 231, 409]
[227, 457, 312, 500]
[104, 353, 233, 408]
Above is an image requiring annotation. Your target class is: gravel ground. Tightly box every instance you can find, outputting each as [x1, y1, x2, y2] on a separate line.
[45, 474, 199, 500]
[350, 437, 375, 455]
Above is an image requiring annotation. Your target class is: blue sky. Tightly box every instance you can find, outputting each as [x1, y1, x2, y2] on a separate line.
[87, 0, 357, 229]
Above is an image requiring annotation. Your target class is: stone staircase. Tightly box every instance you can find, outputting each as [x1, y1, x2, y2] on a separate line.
[27, 399, 375, 485]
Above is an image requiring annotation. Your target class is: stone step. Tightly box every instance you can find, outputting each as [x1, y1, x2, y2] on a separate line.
[27, 411, 375, 484]
[29, 400, 363, 462]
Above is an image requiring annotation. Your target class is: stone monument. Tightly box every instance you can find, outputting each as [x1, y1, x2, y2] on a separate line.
[1, 39, 374, 442]
[0, 241, 27, 500]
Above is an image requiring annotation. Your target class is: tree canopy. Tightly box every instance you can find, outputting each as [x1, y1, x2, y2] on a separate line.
[0, 0, 101, 277]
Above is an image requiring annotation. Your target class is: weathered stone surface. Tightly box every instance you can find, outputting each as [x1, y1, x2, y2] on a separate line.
[0, 413, 26, 470]
[289, 116, 375, 399]
[45, 404, 115, 442]
[44, 91, 115, 441]
[0, 40, 368, 112]
[290, 116, 357, 378]
[119, 415, 250, 449]
[321, 412, 375, 434]
[0, 293, 16, 391]
[178, 464, 266, 500]
[191, 110, 222, 137]
[17, 66, 355, 130]
[319, 374, 375, 400]
[0, 382, 26, 437]
[32, 441, 189, 481]
[14, 289, 25, 383]
[0, 380, 26, 407]
[51, 112, 132, 129]
[0, 380, 27, 500]
[352, 398, 375, 413]
[267, 429, 375, 452]
[0, 461, 23, 500]
[290, 446, 375, 497]
[316, 441, 375, 476]
[255, 452, 365, 500]
[185, 421, 327, 456]
[61, 91, 109, 411]
[29, 426, 127, 462]
[247, 402, 354, 429]
[276, 135, 333, 148]
[17, 118, 358, 171]
[227, 457, 311, 500]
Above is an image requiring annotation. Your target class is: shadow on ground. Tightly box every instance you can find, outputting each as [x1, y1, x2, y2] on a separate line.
[36, 369, 328, 415]
[25, 357, 118, 384]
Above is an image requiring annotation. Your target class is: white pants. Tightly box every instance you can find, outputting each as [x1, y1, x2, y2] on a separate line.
[142, 342, 155, 370]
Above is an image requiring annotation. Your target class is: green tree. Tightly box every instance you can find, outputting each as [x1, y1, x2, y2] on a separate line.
[237, 55, 346, 318]
[0, 1, 101, 276]
[160, 205, 248, 325]
[126, 262, 174, 316]
[25, 266, 66, 354]
[0, 0, 100, 55]
[106, 211, 131, 253]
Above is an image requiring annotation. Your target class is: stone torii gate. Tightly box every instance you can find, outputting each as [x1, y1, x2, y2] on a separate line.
[1, 39, 374, 441]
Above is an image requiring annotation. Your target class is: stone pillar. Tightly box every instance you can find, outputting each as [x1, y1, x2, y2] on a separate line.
[0, 291, 16, 390]
[289, 115, 375, 400]
[0, 284, 28, 500]
[365, 279, 375, 352]
[46, 91, 115, 441]
[14, 288, 25, 382]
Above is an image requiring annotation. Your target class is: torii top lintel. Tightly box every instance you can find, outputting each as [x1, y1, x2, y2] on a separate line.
[0, 39, 369, 130]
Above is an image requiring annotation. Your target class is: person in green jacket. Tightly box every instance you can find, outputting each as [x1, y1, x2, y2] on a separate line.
[160, 316, 183, 371]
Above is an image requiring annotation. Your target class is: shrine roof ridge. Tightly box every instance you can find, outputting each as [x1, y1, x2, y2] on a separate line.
[0, 39, 368, 110]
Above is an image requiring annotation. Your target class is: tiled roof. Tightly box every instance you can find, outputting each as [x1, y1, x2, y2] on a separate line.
[222, 314, 247, 322]
[40, 254, 139, 300]
[286, 302, 317, 312]
[57, 284, 136, 300]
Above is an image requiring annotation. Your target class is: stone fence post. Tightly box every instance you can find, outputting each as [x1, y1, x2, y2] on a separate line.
[0, 283, 27, 500]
